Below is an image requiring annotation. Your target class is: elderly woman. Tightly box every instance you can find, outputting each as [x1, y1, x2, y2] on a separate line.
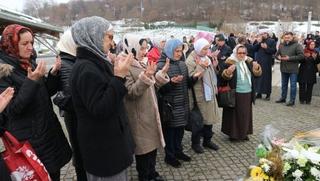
[157, 39, 202, 168]
[186, 38, 220, 154]
[0, 24, 72, 180]
[70, 16, 135, 181]
[122, 34, 170, 181]
[220, 44, 262, 141]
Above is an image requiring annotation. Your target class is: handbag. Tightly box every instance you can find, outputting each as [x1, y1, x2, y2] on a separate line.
[53, 91, 72, 112]
[217, 84, 236, 108]
[1, 131, 51, 181]
[157, 93, 173, 125]
[185, 86, 204, 133]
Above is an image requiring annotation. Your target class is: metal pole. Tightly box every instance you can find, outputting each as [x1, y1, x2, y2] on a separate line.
[307, 11, 312, 34]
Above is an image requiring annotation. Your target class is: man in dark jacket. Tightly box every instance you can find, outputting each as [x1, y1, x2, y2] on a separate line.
[70, 16, 135, 180]
[213, 34, 232, 63]
[212, 34, 232, 82]
[227, 33, 237, 50]
[275, 32, 304, 106]
[253, 32, 277, 100]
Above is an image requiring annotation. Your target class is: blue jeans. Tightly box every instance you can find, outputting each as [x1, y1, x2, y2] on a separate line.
[281, 72, 298, 102]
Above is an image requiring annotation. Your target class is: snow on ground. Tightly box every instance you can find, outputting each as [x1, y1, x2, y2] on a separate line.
[111, 19, 320, 43]
[113, 27, 214, 43]
[246, 21, 320, 36]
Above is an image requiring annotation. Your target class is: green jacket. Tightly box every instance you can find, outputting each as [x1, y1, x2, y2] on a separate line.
[276, 41, 304, 73]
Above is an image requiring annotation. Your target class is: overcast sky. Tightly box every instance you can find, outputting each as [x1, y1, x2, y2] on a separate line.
[0, 0, 70, 12]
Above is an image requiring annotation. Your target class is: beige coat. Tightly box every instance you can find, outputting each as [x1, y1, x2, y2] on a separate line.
[186, 51, 220, 125]
[124, 60, 169, 155]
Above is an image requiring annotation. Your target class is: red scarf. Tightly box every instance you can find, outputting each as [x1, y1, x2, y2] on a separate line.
[0, 24, 34, 71]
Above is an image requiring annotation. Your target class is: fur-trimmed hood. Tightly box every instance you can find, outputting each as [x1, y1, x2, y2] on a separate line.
[225, 56, 253, 65]
[0, 63, 13, 79]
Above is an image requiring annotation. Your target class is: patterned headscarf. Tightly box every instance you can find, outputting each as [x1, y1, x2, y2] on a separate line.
[71, 16, 113, 62]
[0, 24, 33, 71]
[122, 33, 145, 59]
[304, 40, 316, 56]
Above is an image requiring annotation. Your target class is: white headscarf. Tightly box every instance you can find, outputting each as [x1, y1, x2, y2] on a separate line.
[194, 38, 210, 56]
[152, 36, 166, 49]
[194, 38, 218, 101]
[57, 29, 77, 56]
[230, 44, 251, 85]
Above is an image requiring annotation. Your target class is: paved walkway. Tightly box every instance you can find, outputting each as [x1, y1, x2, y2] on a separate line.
[59, 63, 320, 180]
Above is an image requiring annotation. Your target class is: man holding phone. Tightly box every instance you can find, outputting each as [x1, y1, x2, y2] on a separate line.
[275, 32, 304, 106]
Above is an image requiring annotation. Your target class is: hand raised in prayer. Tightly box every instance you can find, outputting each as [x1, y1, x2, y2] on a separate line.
[0, 87, 14, 113]
[51, 56, 61, 76]
[161, 58, 170, 74]
[28, 60, 46, 81]
[114, 53, 133, 78]
[145, 61, 157, 77]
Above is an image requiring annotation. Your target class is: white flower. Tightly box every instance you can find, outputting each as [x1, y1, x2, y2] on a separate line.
[308, 147, 320, 153]
[297, 156, 308, 167]
[311, 167, 320, 179]
[261, 163, 270, 173]
[283, 162, 291, 175]
[292, 169, 303, 179]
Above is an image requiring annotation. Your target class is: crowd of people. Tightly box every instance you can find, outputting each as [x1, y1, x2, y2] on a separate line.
[0, 16, 319, 181]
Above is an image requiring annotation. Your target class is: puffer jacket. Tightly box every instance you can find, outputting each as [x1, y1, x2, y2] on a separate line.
[157, 53, 196, 127]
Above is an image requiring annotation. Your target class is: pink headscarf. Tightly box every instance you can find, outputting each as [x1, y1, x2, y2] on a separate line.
[195, 32, 214, 43]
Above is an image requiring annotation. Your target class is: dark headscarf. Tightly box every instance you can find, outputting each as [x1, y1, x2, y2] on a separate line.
[0, 24, 34, 71]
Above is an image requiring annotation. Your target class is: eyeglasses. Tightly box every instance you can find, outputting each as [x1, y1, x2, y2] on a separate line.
[106, 34, 113, 40]
[237, 52, 247, 55]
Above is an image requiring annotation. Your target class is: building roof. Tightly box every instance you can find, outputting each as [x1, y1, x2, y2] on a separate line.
[0, 6, 63, 37]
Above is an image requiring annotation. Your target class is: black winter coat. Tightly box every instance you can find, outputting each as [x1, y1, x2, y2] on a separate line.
[70, 47, 134, 177]
[298, 55, 320, 84]
[253, 38, 277, 94]
[54, 52, 76, 112]
[157, 53, 196, 128]
[0, 51, 72, 174]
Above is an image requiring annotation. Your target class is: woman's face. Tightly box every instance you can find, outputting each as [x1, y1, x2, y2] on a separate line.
[103, 31, 114, 54]
[18, 31, 33, 59]
[159, 40, 166, 49]
[137, 40, 148, 61]
[199, 45, 210, 57]
[173, 45, 183, 60]
[309, 42, 316, 49]
[236, 47, 247, 60]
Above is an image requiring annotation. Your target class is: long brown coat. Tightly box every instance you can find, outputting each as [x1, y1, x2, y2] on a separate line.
[124, 60, 169, 155]
[186, 51, 220, 125]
